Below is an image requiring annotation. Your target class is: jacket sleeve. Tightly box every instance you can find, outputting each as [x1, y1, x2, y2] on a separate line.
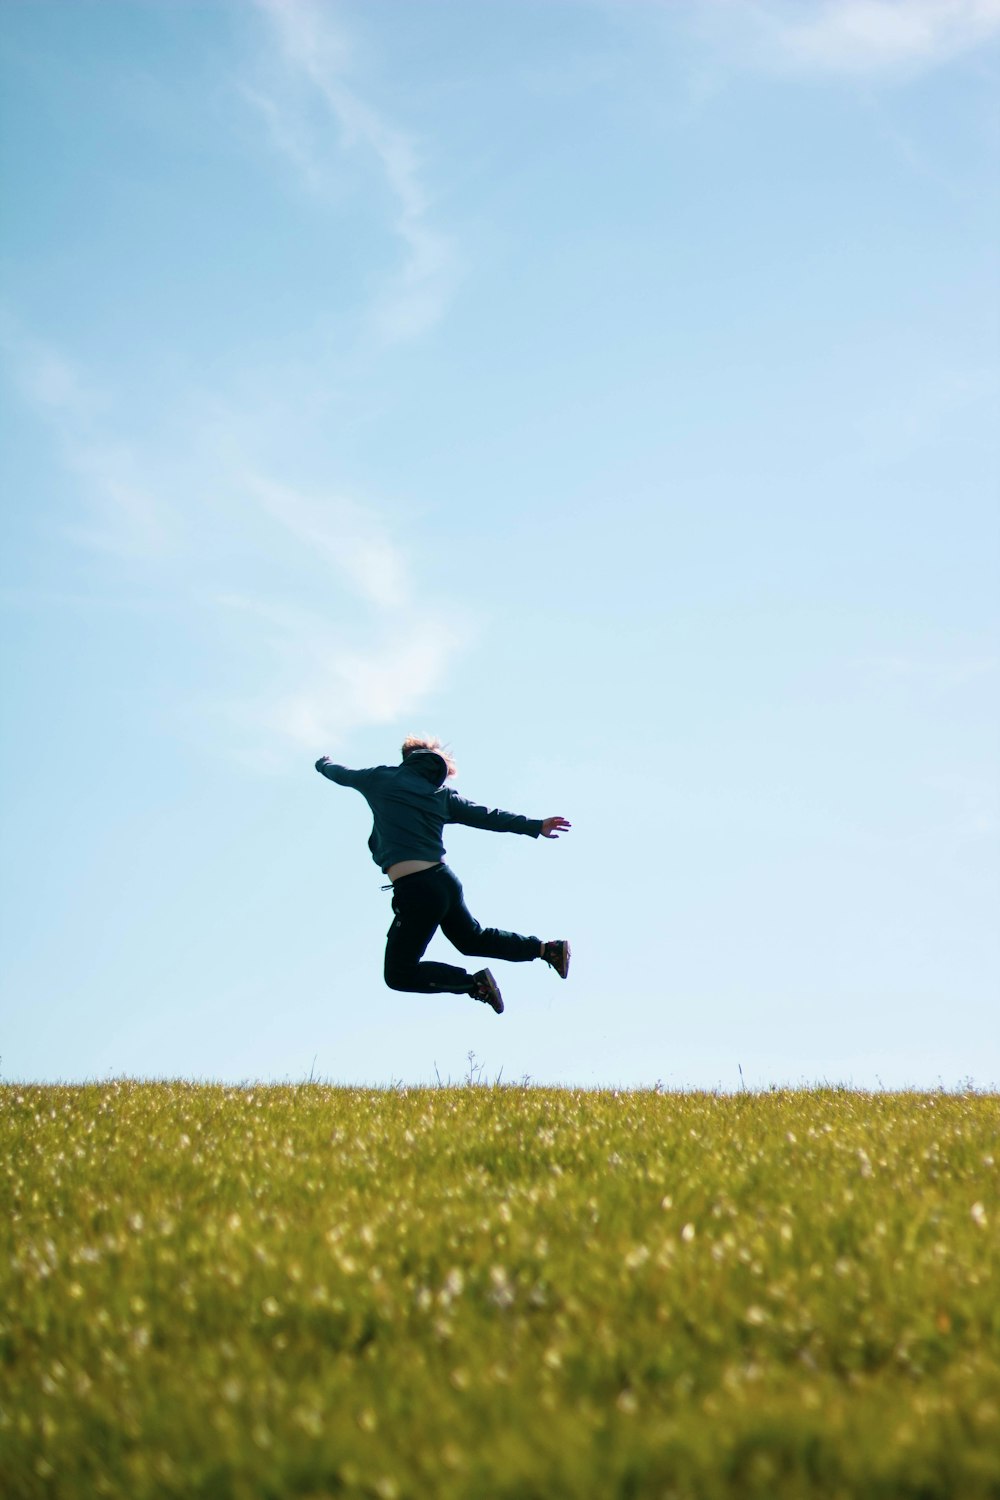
[445, 791, 543, 839]
[315, 760, 376, 791]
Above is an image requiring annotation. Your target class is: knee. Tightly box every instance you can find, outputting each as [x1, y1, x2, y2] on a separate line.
[449, 926, 482, 957]
[384, 960, 413, 992]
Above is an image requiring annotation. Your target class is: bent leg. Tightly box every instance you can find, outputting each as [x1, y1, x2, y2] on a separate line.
[384, 871, 474, 994]
[439, 869, 540, 964]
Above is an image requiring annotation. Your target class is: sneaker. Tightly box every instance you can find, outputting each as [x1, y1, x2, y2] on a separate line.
[541, 940, 571, 979]
[469, 968, 504, 1014]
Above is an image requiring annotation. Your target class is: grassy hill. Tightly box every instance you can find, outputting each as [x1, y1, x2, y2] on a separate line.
[2, 1082, 998, 1499]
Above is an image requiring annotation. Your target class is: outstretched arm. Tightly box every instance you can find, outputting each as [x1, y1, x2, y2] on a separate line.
[446, 793, 572, 841]
[315, 757, 375, 790]
[445, 793, 542, 837]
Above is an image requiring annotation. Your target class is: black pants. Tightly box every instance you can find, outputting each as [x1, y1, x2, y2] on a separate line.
[384, 864, 540, 994]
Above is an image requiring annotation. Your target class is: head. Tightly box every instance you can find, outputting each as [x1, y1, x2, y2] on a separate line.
[400, 734, 457, 780]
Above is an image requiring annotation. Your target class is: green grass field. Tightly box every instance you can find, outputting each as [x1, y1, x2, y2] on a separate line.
[2, 1082, 998, 1499]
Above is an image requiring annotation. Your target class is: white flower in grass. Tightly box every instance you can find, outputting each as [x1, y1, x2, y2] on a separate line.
[488, 1265, 515, 1309]
[442, 1267, 464, 1302]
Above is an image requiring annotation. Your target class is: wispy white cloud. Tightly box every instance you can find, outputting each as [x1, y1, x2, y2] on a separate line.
[212, 469, 472, 756]
[59, 441, 173, 559]
[247, 474, 411, 610]
[722, 0, 1000, 78]
[245, 0, 456, 341]
[2, 322, 174, 559]
[216, 588, 468, 758]
[237, 79, 331, 196]
[14, 340, 102, 417]
[3, 325, 471, 762]
[2, 1, 469, 764]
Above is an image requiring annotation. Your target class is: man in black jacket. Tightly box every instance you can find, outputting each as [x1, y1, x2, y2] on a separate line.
[315, 735, 570, 1014]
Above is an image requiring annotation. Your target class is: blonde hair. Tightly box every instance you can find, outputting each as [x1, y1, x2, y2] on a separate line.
[401, 734, 457, 778]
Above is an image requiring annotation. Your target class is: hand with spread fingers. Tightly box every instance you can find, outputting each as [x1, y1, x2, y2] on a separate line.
[541, 817, 571, 839]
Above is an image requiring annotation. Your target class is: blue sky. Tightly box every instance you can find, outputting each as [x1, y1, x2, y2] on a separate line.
[1, 0, 997, 1089]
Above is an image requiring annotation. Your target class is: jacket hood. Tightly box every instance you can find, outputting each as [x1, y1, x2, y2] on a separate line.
[402, 749, 449, 788]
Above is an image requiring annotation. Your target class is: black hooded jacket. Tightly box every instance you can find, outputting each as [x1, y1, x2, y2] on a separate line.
[315, 750, 543, 872]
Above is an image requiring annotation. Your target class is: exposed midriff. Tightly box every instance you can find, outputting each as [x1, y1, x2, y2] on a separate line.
[386, 859, 439, 882]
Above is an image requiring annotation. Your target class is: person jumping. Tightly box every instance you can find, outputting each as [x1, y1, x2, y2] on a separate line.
[314, 735, 571, 1014]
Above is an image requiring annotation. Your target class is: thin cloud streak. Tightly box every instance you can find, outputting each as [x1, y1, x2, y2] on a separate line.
[248, 0, 456, 341]
[731, 0, 1000, 76]
[4, 326, 470, 763]
[237, 80, 331, 196]
[1, 324, 174, 558]
[218, 469, 472, 754]
[215, 589, 469, 756]
[247, 474, 411, 611]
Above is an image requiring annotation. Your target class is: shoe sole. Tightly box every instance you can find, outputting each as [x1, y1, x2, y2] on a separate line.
[474, 968, 504, 1014]
[550, 941, 571, 979]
